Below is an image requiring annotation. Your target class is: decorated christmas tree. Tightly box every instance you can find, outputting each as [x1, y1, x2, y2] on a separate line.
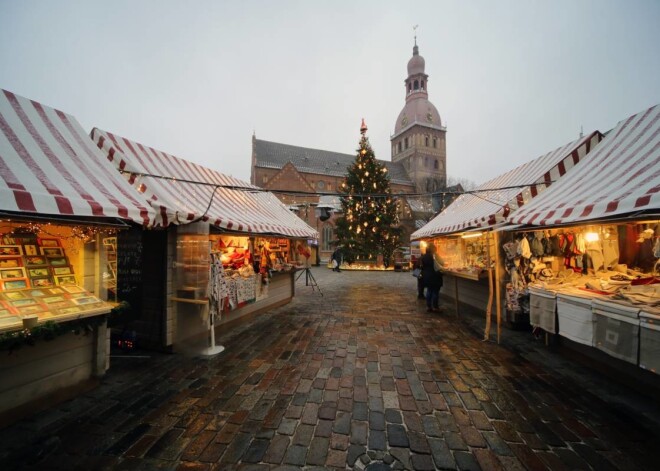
[334, 120, 401, 266]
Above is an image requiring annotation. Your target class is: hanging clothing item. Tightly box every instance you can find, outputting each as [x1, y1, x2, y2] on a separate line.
[208, 253, 228, 319]
[519, 237, 531, 259]
[585, 239, 605, 272]
[602, 237, 620, 268]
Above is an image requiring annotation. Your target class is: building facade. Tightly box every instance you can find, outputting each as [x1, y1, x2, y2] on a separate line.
[251, 42, 452, 263]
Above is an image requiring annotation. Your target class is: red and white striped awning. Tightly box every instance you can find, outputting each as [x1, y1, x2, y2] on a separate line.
[508, 105, 659, 226]
[91, 128, 318, 238]
[0, 89, 155, 225]
[412, 131, 602, 240]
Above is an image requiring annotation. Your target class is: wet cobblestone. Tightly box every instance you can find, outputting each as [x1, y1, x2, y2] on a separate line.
[0, 267, 659, 470]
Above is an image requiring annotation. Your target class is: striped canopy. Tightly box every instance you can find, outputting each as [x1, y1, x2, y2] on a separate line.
[0, 89, 155, 225]
[508, 105, 659, 226]
[91, 128, 318, 238]
[412, 131, 602, 239]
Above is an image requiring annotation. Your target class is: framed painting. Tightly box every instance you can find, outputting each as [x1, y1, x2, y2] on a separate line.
[54, 275, 76, 285]
[62, 285, 85, 294]
[57, 306, 81, 315]
[27, 267, 49, 278]
[72, 296, 100, 305]
[52, 266, 72, 276]
[38, 238, 60, 248]
[2, 279, 29, 290]
[1, 290, 27, 301]
[10, 298, 37, 307]
[0, 257, 22, 269]
[0, 267, 26, 280]
[43, 295, 66, 304]
[48, 257, 68, 267]
[0, 245, 23, 257]
[25, 256, 48, 266]
[41, 247, 64, 257]
[23, 244, 39, 256]
[47, 287, 64, 295]
[31, 277, 54, 288]
[28, 289, 48, 298]
[18, 305, 42, 315]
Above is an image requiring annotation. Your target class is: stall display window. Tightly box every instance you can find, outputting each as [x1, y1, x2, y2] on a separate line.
[0, 222, 117, 332]
[174, 233, 210, 300]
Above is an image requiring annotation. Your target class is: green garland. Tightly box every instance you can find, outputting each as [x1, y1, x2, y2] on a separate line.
[0, 301, 130, 354]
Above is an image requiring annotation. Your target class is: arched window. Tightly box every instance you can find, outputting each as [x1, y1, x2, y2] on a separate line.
[421, 80, 425, 89]
[425, 136, 429, 147]
[434, 159, 438, 170]
[404, 137, 409, 149]
[433, 138, 437, 148]
[322, 225, 334, 251]
[414, 80, 419, 90]
[425, 157, 429, 167]
[397, 142, 402, 153]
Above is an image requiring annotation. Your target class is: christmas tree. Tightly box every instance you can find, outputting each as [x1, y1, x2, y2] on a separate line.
[334, 119, 401, 266]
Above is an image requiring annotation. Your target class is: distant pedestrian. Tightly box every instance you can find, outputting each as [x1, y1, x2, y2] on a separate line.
[420, 244, 444, 312]
[413, 255, 425, 299]
[331, 246, 343, 272]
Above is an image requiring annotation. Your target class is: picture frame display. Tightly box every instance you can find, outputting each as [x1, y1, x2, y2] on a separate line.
[41, 247, 64, 257]
[54, 275, 76, 285]
[31, 277, 54, 288]
[1, 290, 27, 301]
[52, 266, 72, 276]
[0, 245, 23, 257]
[0, 257, 22, 269]
[27, 268, 49, 278]
[23, 244, 39, 256]
[10, 298, 37, 307]
[62, 285, 85, 294]
[2, 279, 28, 290]
[48, 257, 68, 267]
[25, 256, 47, 266]
[38, 239, 60, 248]
[0, 267, 26, 280]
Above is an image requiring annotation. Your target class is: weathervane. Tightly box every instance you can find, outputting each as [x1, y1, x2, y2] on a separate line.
[413, 24, 418, 46]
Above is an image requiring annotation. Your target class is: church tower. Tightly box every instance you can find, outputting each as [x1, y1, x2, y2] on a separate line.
[391, 40, 447, 194]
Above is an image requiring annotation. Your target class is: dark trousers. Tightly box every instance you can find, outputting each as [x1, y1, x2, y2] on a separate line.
[417, 277, 425, 297]
[426, 286, 440, 309]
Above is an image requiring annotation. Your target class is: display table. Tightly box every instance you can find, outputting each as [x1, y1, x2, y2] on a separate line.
[592, 299, 640, 365]
[529, 287, 557, 334]
[556, 292, 594, 346]
[640, 309, 660, 374]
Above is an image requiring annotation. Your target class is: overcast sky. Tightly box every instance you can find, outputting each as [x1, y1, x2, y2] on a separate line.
[1, 0, 658, 187]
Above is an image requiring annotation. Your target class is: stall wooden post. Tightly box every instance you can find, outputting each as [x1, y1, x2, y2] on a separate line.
[493, 231, 502, 344]
[483, 232, 494, 341]
[454, 277, 460, 318]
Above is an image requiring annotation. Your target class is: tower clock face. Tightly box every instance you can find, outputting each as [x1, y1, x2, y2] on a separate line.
[426, 113, 433, 123]
[401, 115, 408, 126]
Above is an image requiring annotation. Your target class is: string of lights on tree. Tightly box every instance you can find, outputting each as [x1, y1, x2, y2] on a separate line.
[333, 120, 402, 265]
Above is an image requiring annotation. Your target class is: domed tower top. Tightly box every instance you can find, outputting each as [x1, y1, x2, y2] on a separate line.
[407, 43, 425, 76]
[394, 40, 442, 135]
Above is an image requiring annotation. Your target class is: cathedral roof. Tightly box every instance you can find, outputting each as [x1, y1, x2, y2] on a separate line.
[254, 139, 413, 185]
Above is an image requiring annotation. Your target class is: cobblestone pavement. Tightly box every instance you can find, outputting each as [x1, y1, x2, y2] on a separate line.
[1, 268, 659, 470]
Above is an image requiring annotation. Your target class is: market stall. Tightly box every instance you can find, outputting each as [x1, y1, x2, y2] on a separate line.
[412, 131, 602, 341]
[0, 89, 155, 424]
[507, 104, 659, 378]
[91, 128, 317, 355]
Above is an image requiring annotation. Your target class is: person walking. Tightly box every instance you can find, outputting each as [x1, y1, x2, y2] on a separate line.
[331, 246, 343, 272]
[420, 244, 444, 312]
[413, 255, 425, 299]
